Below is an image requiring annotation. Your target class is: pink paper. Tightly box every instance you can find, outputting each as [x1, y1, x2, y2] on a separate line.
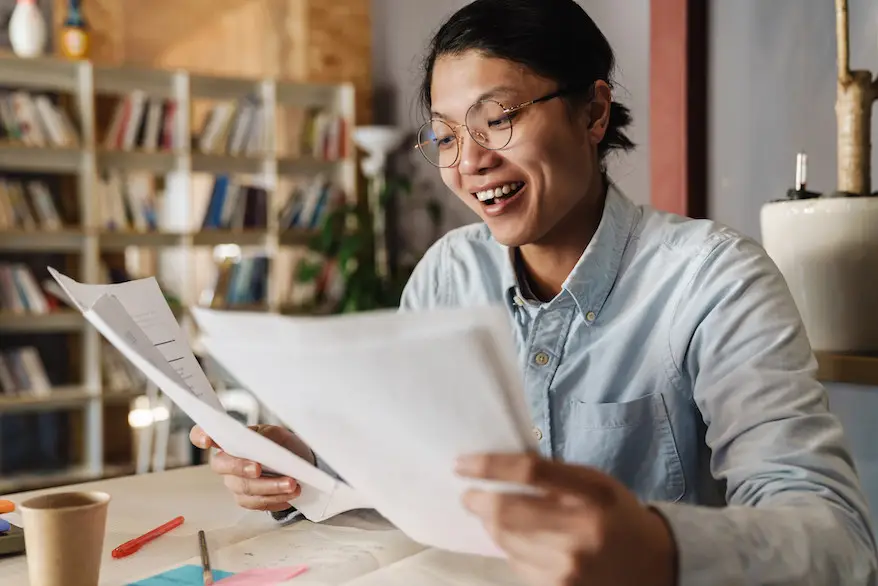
[215, 566, 308, 585]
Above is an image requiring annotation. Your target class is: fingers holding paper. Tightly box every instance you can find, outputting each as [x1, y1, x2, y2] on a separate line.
[190, 424, 314, 512]
[456, 453, 677, 586]
[212, 450, 302, 511]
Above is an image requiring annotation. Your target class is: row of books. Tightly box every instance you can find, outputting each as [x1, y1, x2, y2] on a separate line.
[202, 254, 269, 309]
[0, 178, 65, 231]
[278, 175, 345, 231]
[97, 170, 158, 231]
[201, 175, 268, 230]
[280, 106, 348, 161]
[0, 263, 53, 315]
[0, 91, 79, 148]
[196, 96, 265, 156]
[0, 343, 146, 397]
[103, 91, 179, 152]
[102, 341, 147, 393]
[0, 347, 52, 396]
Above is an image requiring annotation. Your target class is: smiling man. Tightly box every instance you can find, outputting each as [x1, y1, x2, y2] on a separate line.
[191, 1, 878, 584]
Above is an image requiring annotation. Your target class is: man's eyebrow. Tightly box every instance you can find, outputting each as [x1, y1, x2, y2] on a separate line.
[430, 85, 519, 120]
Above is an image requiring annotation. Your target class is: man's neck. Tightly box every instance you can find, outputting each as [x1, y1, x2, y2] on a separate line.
[517, 182, 607, 302]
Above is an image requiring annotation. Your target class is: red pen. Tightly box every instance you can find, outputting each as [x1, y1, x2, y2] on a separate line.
[112, 516, 185, 559]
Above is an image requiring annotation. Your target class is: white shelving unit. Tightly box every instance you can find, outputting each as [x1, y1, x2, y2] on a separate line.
[0, 54, 357, 492]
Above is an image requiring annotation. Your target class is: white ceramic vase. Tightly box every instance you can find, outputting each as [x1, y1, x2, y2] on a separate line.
[9, 0, 47, 58]
[760, 196, 878, 353]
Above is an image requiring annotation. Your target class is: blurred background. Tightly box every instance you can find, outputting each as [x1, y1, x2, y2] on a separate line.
[0, 0, 875, 540]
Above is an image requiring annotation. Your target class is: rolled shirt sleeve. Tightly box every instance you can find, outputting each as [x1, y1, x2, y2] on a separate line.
[653, 233, 877, 585]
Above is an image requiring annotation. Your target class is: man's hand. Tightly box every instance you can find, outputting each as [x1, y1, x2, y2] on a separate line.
[456, 453, 677, 586]
[189, 424, 315, 512]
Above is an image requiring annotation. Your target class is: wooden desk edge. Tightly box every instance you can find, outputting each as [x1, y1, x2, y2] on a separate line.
[815, 352, 878, 387]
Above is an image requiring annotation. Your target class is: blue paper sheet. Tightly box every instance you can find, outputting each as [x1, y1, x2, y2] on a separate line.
[128, 564, 235, 585]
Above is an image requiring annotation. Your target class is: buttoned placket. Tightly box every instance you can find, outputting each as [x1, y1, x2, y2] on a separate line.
[518, 294, 575, 459]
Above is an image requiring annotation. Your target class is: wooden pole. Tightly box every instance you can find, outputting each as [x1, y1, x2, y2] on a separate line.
[649, 0, 708, 217]
[835, 0, 877, 196]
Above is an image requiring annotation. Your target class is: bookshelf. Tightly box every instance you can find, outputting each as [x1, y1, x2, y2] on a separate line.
[0, 54, 357, 492]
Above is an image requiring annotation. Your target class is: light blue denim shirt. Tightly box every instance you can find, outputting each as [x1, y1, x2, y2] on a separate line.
[396, 184, 878, 585]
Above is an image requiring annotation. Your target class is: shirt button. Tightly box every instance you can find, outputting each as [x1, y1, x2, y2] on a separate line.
[585, 311, 596, 322]
[534, 351, 550, 366]
[532, 427, 543, 441]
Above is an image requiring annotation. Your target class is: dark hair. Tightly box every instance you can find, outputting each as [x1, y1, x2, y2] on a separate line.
[420, 0, 635, 164]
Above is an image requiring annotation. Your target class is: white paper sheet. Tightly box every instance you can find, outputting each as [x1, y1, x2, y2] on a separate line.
[49, 267, 223, 411]
[191, 305, 535, 442]
[48, 269, 369, 522]
[199, 316, 537, 558]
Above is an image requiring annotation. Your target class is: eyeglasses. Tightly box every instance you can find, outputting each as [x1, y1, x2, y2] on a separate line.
[414, 88, 572, 168]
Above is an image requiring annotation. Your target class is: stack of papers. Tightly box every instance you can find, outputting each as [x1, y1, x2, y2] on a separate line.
[48, 269, 537, 558]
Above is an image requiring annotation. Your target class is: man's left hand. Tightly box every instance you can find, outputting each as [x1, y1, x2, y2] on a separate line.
[456, 453, 677, 586]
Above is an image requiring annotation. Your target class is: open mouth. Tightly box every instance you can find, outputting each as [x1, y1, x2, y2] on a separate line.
[472, 182, 525, 206]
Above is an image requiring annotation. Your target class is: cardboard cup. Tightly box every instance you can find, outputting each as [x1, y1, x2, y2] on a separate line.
[19, 491, 111, 586]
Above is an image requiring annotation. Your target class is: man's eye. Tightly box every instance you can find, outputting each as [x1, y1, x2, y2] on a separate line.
[436, 136, 456, 149]
[487, 113, 515, 129]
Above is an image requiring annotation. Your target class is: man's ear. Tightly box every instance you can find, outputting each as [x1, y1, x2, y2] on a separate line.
[585, 80, 612, 146]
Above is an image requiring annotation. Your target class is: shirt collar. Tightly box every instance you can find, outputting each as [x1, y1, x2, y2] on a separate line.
[500, 183, 639, 322]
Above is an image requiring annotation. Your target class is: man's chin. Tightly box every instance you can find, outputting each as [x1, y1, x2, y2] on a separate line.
[482, 221, 536, 248]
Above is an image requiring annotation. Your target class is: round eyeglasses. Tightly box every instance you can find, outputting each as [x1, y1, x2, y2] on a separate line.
[414, 89, 570, 168]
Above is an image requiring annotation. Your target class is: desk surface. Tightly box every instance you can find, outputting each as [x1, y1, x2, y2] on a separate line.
[0, 465, 519, 585]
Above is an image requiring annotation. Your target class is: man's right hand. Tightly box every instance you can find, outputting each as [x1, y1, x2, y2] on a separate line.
[189, 424, 315, 512]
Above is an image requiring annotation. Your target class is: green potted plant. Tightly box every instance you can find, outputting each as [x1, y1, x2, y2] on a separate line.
[295, 126, 442, 314]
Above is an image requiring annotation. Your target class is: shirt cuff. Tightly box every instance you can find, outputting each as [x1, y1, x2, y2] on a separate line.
[269, 506, 302, 525]
[649, 501, 742, 586]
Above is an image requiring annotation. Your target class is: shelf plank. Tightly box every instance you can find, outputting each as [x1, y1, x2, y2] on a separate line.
[815, 352, 878, 387]
[0, 229, 86, 251]
[279, 229, 318, 246]
[192, 230, 268, 247]
[191, 152, 264, 174]
[0, 388, 144, 414]
[97, 149, 181, 173]
[99, 231, 186, 249]
[277, 157, 342, 176]
[0, 463, 135, 496]
[0, 387, 94, 414]
[93, 65, 179, 98]
[0, 53, 83, 92]
[189, 74, 264, 100]
[0, 311, 84, 332]
[0, 143, 82, 172]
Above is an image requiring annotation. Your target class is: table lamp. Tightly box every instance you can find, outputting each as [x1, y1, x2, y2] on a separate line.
[352, 126, 406, 279]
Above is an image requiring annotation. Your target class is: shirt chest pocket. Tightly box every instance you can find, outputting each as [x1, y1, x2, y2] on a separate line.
[559, 392, 685, 503]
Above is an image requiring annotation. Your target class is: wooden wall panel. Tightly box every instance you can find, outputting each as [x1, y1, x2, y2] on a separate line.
[53, 0, 371, 122]
[306, 0, 372, 124]
[121, 0, 307, 80]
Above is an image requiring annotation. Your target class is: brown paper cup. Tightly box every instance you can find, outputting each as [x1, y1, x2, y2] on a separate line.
[19, 491, 111, 586]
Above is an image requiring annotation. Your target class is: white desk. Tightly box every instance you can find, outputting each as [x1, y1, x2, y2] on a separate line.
[0, 465, 520, 585]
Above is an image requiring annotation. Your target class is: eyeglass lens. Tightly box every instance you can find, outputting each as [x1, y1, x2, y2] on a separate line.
[417, 100, 513, 168]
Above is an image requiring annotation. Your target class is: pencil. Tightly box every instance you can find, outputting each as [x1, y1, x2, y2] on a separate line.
[198, 530, 213, 585]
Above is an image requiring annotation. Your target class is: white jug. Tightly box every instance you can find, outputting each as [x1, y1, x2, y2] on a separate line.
[9, 0, 47, 58]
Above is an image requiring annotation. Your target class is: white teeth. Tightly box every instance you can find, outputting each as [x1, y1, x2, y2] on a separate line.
[474, 182, 522, 202]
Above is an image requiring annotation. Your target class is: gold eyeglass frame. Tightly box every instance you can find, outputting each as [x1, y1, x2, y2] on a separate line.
[414, 88, 572, 168]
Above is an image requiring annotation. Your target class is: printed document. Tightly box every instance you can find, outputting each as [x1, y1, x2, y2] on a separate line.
[48, 268, 368, 522]
[50, 269, 537, 558]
